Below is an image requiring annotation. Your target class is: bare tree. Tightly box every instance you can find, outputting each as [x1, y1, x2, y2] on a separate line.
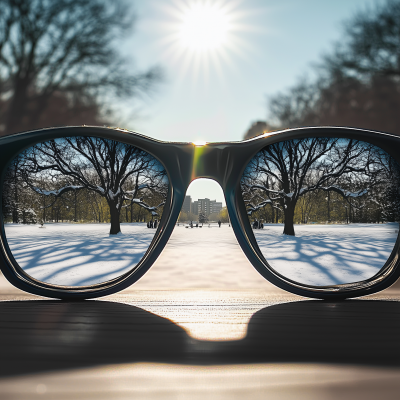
[323, 0, 400, 81]
[252, 0, 400, 137]
[0, 0, 161, 135]
[244, 121, 274, 140]
[266, 79, 321, 130]
[18, 137, 168, 234]
[241, 137, 382, 236]
[2, 155, 38, 223]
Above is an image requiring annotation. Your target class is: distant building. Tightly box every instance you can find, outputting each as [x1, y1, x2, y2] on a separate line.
[193, 198, 223, 216]
[182, 195, 191, 213]
[210, 200, 222, 214]
[182, 197, 224, 216]
[192, 201, 198, 215]
[197, 198, 211, 215]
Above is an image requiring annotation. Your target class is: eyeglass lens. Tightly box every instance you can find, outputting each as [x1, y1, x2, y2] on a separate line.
[2, 136, 169, 287]
[241, 137, 400, 286]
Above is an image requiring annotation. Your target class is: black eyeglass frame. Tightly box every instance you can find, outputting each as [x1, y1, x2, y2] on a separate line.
[1, 126, 400, 300]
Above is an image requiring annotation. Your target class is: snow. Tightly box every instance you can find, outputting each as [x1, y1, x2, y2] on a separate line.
[322, 185, 368, 198]
[4, 223, 156, 287]
[32, 185, 84, 196]
[25, 208, 37, 215]
[3, 222, 398, 289]
[108, 187, 121, 200]
[345, 189, 368, 197]
[253, 223, 398, 286]
[134, 224, 266, 288]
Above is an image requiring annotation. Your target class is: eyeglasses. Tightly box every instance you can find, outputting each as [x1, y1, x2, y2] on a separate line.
[1, 126, 400, 300]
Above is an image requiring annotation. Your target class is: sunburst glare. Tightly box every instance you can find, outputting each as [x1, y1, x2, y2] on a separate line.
[156, 0, 251, 84]
[179, 3, 230, 51]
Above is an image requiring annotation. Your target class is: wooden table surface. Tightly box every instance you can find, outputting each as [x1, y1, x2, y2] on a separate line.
[1, 277, 400, 400]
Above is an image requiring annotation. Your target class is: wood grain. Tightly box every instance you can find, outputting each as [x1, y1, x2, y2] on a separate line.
[1, 275, 400, 399]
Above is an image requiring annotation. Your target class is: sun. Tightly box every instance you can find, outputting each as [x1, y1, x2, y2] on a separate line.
[178, 3, 231, 52]
[155, 0, 249, 83]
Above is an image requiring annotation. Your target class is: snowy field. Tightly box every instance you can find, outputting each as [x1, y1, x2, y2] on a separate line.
[3, 222, 399, 288]
[254, 223, 399, 286]
[4, 223, 156, 286]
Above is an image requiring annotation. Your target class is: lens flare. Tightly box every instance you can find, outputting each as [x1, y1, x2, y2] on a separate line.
[192, 140, 207, 146]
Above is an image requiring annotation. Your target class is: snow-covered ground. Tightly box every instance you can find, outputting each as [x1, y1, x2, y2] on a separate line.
[3, 222, 398, 288]
[4, 223, 156, 286]
[254, 223, 399, 286]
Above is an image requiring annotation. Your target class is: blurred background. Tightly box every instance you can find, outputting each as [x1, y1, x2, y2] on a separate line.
[1, 0, 397, 142]
[1, 0, 398, 203]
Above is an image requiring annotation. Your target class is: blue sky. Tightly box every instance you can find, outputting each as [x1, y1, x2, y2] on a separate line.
[119, 0, 385, 204]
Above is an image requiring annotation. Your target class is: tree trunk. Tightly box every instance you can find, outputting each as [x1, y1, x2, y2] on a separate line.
[74, 190, 78, 222]
[6, 78, 29, 134]
[12, 167, 19, 223]
[283, 205, 296, 236]
[327, 191, 331, 223]
[43, 195, 46, 223]
[109, 201, 121, 234]
[349, 200, 353, 223]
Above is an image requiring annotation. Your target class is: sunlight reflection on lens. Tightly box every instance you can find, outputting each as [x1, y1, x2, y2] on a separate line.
[192, 140, 207, 146]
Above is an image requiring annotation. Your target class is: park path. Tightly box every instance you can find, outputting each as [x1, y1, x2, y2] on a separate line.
[133, 224, 275, 289]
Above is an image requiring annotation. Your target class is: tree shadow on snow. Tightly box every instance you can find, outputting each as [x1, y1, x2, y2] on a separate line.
[6, 228, 154, 285]
[255, 228, 396, 285]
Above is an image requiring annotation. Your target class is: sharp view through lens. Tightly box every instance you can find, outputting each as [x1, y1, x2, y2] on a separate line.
[2, 137, 169, 286]
[241, 137, 400, 286]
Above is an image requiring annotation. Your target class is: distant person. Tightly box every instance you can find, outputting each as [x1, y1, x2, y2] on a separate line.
[154, 220, 158, 229]
[147, 221, 150, 228]
[218, 220, 221, 228]
[253, 219, 259, 229]
[150, 220, 153, 229]
[190, 221, 193, 228]
[196, 223, 198, 227]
